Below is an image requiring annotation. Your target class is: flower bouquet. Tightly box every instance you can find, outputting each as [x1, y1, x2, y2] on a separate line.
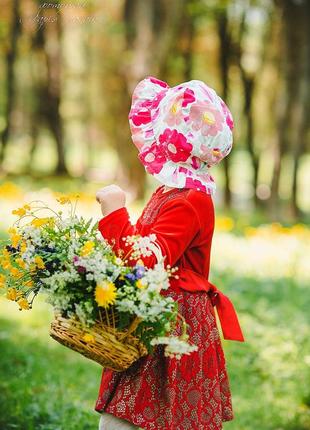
[0, 194, 198, 371]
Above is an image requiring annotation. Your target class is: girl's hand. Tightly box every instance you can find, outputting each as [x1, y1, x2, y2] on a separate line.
[96, 184, 126, 217]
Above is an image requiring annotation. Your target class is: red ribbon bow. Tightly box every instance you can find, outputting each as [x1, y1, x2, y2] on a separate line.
[207, 281, 245, 342]
[170, 269, 245, 342]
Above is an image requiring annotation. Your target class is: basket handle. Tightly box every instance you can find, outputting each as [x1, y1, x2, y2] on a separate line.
[118, 316, 142, 340]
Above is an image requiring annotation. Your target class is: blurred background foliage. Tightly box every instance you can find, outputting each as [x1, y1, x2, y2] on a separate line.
[0, 0, 310, 429]
[0, 0, 309, 220]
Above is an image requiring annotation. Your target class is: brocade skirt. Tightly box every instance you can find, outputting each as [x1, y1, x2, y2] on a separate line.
[94, 288, 234, 430]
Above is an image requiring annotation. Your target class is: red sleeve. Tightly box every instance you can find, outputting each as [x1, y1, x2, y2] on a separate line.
[98, 207, 135, 251]
[98, 198, 202, 268]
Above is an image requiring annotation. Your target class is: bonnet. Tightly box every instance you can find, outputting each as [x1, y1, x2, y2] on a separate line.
[128, 76, 234, 195]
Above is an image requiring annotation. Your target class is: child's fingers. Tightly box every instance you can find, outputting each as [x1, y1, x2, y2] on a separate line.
[95, 191, 103, 203]
[95, 187, 111, 203]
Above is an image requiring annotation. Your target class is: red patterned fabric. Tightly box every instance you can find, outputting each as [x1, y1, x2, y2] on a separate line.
[95, 289, 233, 429]
[95, 185, 243, 429]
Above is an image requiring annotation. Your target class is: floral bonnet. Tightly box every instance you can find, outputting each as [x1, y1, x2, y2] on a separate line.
[128, 76, 234, 195]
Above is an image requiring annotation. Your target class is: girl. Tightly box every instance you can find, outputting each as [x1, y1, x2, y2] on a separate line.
[95, 76, 245, 430]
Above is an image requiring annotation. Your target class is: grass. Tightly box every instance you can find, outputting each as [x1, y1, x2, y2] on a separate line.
[0, 300, 101, 430]
[0, 271, 309, 430]
[212, 272, 310, 430]
[0, 176, 309, 429]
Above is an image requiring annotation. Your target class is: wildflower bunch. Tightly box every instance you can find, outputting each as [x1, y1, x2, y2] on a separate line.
[0, 194, 197, 358]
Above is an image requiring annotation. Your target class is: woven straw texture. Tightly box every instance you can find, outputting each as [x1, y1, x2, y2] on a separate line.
[50, 312, 148, 371]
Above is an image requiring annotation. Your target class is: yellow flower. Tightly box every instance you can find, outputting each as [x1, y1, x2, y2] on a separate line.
[11, 234, 22, 248]
[9, 267, 23, 279]
[68, 192, 80, 199]
[6, 287, 18, 301]
[0, 181, 23, 199]
[135, 279, 146, 289]
[1, 249, 10, 259]
[24, 279, 34, 288]
[0, 274, 6, 288]
[34, 255, 45, 269]
[215, 216, 234, 232]
[17, 298, 30, 310]
[1, 259, 12, 270]
[16, 258, 26, 269]
[12, 204, 31, 217]
[20, 241, 27, 254]
[95, 281, 117, 308]
[290, 223, 308, 235]
[57, 195, 71, 204]
[31, 218, 51, 228]
[244, 226, 257, 237]
[82, 333, 95, 343]
[80, 241, 95, 257]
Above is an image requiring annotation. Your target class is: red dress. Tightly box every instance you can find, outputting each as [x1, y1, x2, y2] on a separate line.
[94, 185, 244, 430]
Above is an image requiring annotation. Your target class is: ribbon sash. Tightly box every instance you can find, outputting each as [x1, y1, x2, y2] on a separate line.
[207, 281, 245, 342]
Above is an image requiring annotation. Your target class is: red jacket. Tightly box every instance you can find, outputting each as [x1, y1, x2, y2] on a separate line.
[98, 185, 244, 342]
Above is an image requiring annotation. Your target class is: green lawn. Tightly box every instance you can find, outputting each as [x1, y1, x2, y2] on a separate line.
[213, 272, 310, 430]
[0, 269, 309, 430]
[0, 178, 309, 430]
[0, 300, 101, 430]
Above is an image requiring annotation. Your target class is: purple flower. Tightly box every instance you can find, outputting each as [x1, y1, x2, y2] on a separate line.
[77, 265, 86, 274]
[135, 265, 146, 279]
[125, 273, 136, 282]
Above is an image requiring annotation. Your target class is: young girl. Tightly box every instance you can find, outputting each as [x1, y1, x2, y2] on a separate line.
[95, 76, 245, 430]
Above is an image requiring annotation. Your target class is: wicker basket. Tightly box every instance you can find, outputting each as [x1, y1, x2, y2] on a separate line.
[49, 310, 149, 372]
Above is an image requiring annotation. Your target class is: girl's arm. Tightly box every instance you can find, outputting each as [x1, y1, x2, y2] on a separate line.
[98, 206, 136, 252]
[98, 198, 206, 268]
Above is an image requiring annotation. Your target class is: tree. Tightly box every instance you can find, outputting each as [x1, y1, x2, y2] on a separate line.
[0, 0, 21, 166]
[271, 0, 310, 218]
[231, 1, 273, 208]
[101, 0, 186, 199]
[215, 3, 233, 207]
[40, 1, 68, 174]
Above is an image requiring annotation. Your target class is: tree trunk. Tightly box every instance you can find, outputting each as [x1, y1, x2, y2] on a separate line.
[28, 18, 45, 172]
[216, 9, 232, 207]
[241, 73, 259, 206]
[119, 0, 156, 199]
[271, 0, 310, 219]
[290, 2, 310, 218]
[107, 0, 187, 199]
[155, 0, 186, 79]
[41, 3, 68, 175]
[179, 3, 195, 81]
[0, 0, 21, 166]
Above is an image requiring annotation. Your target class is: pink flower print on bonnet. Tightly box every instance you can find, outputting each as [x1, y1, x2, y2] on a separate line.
[128, 76, 234, 195]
